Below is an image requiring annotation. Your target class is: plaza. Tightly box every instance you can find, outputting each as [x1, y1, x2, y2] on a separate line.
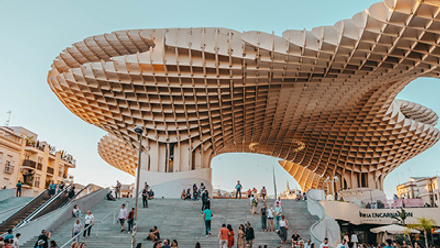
[1, 0, 440, 247]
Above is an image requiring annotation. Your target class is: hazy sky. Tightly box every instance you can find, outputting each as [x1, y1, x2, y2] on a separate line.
[1, 0, 439, 198]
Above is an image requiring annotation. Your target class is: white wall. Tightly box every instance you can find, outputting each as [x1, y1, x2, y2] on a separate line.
[138, 168, 212, 198]
[321, 200, 440, 225]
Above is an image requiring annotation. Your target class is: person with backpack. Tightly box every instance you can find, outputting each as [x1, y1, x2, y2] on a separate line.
[250, 195, 258, 215]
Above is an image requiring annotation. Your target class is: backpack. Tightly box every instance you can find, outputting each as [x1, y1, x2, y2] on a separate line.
[252, 198, 257, 206]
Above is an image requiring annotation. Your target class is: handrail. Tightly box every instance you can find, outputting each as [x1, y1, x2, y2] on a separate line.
[59, 184, 103, 208]
[59, 199, 130, 248]
[17, 185, 71, 228]
[59, 222, 94, 248]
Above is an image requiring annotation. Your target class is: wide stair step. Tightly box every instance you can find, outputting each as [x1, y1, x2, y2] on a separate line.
[21, 199, 318, 248]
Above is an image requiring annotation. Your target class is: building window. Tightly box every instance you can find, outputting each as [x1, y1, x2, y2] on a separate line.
[6, 155, 13, 166]
[34, 176, 41, 188]
[0, 152, 3, 164]
[25, 154, 30, 161]
[37, 157, 43, 164]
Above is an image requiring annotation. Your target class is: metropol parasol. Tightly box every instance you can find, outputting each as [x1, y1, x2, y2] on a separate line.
[48, 0, 440, 197]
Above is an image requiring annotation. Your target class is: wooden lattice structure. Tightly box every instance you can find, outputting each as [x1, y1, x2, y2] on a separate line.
[48, 0, 440, 191]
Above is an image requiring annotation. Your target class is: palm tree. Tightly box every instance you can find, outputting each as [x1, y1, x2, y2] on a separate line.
[392, 207, 408, 225]
[407, 217, 436, 248]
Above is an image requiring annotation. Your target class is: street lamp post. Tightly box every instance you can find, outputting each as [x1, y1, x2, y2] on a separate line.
[133, 125, 144, 248]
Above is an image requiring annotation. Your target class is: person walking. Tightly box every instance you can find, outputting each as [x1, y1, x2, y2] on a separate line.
[227, 224, 234, 248]
[274, 202, 282, 230]
[16, 180, 22, 197]
[115, 180, 121, 199]
[235, 180, 242, 199]
[237, 224, 245, 248]
[142, 186, 149, 208]
[118, 203, 128, 232]
[260, 186, 267, 201]
[260, 204, 267, 231]
[275, 196, 283, 208]
[279, 215, 289, 245]
[245, 222, 255, 248]
[83, 210, 94, 237]
[201, 190, 209, 212]
[127, 207, 135, 233]
[202, 206, 213, 236]
[267, 204, 274, 232]
[49, 181, 57, 197]
[218, 224, 229, 248]
[71, 219, 83, 243]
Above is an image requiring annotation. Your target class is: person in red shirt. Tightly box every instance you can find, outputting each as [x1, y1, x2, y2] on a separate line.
[218, 224, 229, 248]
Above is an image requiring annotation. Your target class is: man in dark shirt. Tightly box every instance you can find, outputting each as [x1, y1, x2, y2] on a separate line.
[245, 222, 255, 247]
[142, 187, 149, 208]
[292, 230, 301, 246]
[34, 229, 51, 248]
[68, 186, 75, 199]
[16, 181, 22, 197]
[260, 204, 267, 231]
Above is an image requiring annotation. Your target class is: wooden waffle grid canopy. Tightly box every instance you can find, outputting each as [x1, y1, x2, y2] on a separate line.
[48, 0, 440, 191]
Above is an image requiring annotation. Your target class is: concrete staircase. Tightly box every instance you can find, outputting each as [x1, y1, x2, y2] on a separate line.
[22, 198, 318, 248]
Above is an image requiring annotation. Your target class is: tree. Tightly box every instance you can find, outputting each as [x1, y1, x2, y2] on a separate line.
[407, 217, 436, 248]
[392, 207, 408, 225]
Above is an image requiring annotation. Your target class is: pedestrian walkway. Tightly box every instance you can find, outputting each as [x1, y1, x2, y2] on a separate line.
[21, 198, 317, 248]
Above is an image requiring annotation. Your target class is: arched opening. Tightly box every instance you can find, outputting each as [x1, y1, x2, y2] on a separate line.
[211, 153, 302, 198]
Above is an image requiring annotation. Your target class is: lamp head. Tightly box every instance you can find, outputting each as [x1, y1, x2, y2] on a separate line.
[134, 125, 143, 134]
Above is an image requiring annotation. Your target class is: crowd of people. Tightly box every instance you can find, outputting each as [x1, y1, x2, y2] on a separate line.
[181, 182, 207, 201]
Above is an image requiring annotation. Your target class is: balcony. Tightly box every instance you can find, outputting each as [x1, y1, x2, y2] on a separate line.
[47, 167, 54, 175]
[4, 164, 14, 174]
[22, 159, 37, 169]
[37, 163, 43, 170]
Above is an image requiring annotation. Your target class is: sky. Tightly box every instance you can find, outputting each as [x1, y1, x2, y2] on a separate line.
[1, 0, 439, 198]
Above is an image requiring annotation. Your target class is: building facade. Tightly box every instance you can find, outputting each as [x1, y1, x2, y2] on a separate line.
[48, 0, 440, 197]
[0, 126, 76, 192]
[396, 176, 440, 207]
